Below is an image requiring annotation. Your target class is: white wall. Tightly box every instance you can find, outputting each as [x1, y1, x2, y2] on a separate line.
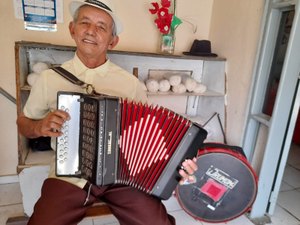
[0, 0, 264, 176]
[210, 0, 264, 144]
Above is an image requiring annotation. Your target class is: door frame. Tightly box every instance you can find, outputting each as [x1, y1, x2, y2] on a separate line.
[242, 0, 300, 219]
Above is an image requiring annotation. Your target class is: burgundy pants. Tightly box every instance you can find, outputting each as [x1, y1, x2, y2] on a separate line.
[28, 178, 175, 225]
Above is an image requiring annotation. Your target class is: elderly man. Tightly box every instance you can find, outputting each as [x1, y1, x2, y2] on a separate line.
[17, 1, 198, 224]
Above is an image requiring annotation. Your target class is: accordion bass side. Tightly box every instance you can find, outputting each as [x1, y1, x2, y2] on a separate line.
[56, 91, 207, 200]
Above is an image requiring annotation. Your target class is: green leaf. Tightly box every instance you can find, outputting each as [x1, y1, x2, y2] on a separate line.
[171, 15, 182, 30]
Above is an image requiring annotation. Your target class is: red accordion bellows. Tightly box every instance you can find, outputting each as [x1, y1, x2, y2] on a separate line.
[118, 100, 191, 192]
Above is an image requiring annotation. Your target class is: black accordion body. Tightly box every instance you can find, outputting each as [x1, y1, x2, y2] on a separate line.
[56, 91, 207, 199]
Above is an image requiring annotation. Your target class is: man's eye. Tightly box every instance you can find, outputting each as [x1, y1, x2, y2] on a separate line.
[79, 20, 89, 25]
[97, 25, 106, 31]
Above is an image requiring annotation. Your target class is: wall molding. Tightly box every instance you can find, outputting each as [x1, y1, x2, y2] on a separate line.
[0, 175, 19, 184]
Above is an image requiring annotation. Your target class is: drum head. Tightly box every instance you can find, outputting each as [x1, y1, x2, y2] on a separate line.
[176, 149, 257, 223]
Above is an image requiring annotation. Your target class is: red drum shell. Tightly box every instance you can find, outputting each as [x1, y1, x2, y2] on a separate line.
[176, 145, 258, 223]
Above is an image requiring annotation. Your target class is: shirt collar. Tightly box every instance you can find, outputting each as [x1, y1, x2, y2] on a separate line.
[72, 53, 111, 78]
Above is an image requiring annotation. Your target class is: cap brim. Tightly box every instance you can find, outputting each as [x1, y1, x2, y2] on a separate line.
[69, 1, 123, 35]
[183, 52, 218, 57]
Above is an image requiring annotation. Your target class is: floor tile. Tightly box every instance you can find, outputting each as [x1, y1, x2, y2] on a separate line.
[292, 163, 300, 170]
[78, 217, 93, 225]
[94, 222, 119, 225]
[0, 183, 22, 207]
[280, 181, 295, 192]
[92, 215, 119, 225]
[287, 144, 300, 168]
[163, 195, 182, 212]
[268, 204, 300, 225]
[277, 190, 300, 221]
[78, 214, 120, 225]
[282, 165, 300, 188]
[200, 215, 254, 225]
[0, 204, 24, 225]
[169, 210, 203, 225]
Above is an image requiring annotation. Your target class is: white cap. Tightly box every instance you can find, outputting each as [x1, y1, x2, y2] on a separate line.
[69, 0, 123, 35]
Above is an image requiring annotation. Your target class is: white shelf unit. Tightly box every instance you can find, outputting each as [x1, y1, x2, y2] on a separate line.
[15, 41, 226, 169]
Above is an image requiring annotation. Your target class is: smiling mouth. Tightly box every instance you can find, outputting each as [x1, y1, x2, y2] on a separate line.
[83, 38, 97, 45]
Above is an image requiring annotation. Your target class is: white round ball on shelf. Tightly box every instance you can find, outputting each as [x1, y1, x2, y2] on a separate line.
[32, 62, 49, 74]
[172, 83, 186, 94]
[159, 79, 171, 92]
[183, 77, 197, 92]
[193, 83, 207, 94]
[146, 79, 159, 93]
[27, 73, 40, 86]
[168, 75, 181, 86]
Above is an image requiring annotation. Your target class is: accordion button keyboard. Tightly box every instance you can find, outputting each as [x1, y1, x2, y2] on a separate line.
[57, 105, 70, 163]
[56, 93, 82, 176]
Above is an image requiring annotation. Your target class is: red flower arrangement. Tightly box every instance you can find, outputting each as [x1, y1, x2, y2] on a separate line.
[149, 0, 182, 34]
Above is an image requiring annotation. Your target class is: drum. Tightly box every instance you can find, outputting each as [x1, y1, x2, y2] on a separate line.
[176, 143, 258, 223]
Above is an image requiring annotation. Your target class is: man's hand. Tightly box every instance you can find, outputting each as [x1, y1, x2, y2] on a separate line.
[179, 157, 198, 185]
[17, 110, 70, 138]
[35, 110, 70, 137]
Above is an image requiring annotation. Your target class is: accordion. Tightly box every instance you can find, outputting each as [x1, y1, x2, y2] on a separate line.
[56, 91, 207, 199]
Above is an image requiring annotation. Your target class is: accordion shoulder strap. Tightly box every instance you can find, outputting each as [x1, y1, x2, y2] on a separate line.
[51, 66, 96, 94]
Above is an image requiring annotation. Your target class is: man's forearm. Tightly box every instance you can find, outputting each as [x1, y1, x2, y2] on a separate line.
[16, 114, 43, 138]
[17, 110, 69, 138]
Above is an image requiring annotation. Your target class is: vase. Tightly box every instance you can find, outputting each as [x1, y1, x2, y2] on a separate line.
[160, 33, 175, 54]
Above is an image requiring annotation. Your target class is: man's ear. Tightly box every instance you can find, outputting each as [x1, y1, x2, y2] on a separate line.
[108, 36, 119, 50]
[69, 21, 75, 39]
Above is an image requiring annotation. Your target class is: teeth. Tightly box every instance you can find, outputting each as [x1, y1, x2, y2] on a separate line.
[83, 39, 95, 44]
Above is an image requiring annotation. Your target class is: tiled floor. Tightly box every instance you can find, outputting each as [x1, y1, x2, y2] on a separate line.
[1, 143, 300, 225]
